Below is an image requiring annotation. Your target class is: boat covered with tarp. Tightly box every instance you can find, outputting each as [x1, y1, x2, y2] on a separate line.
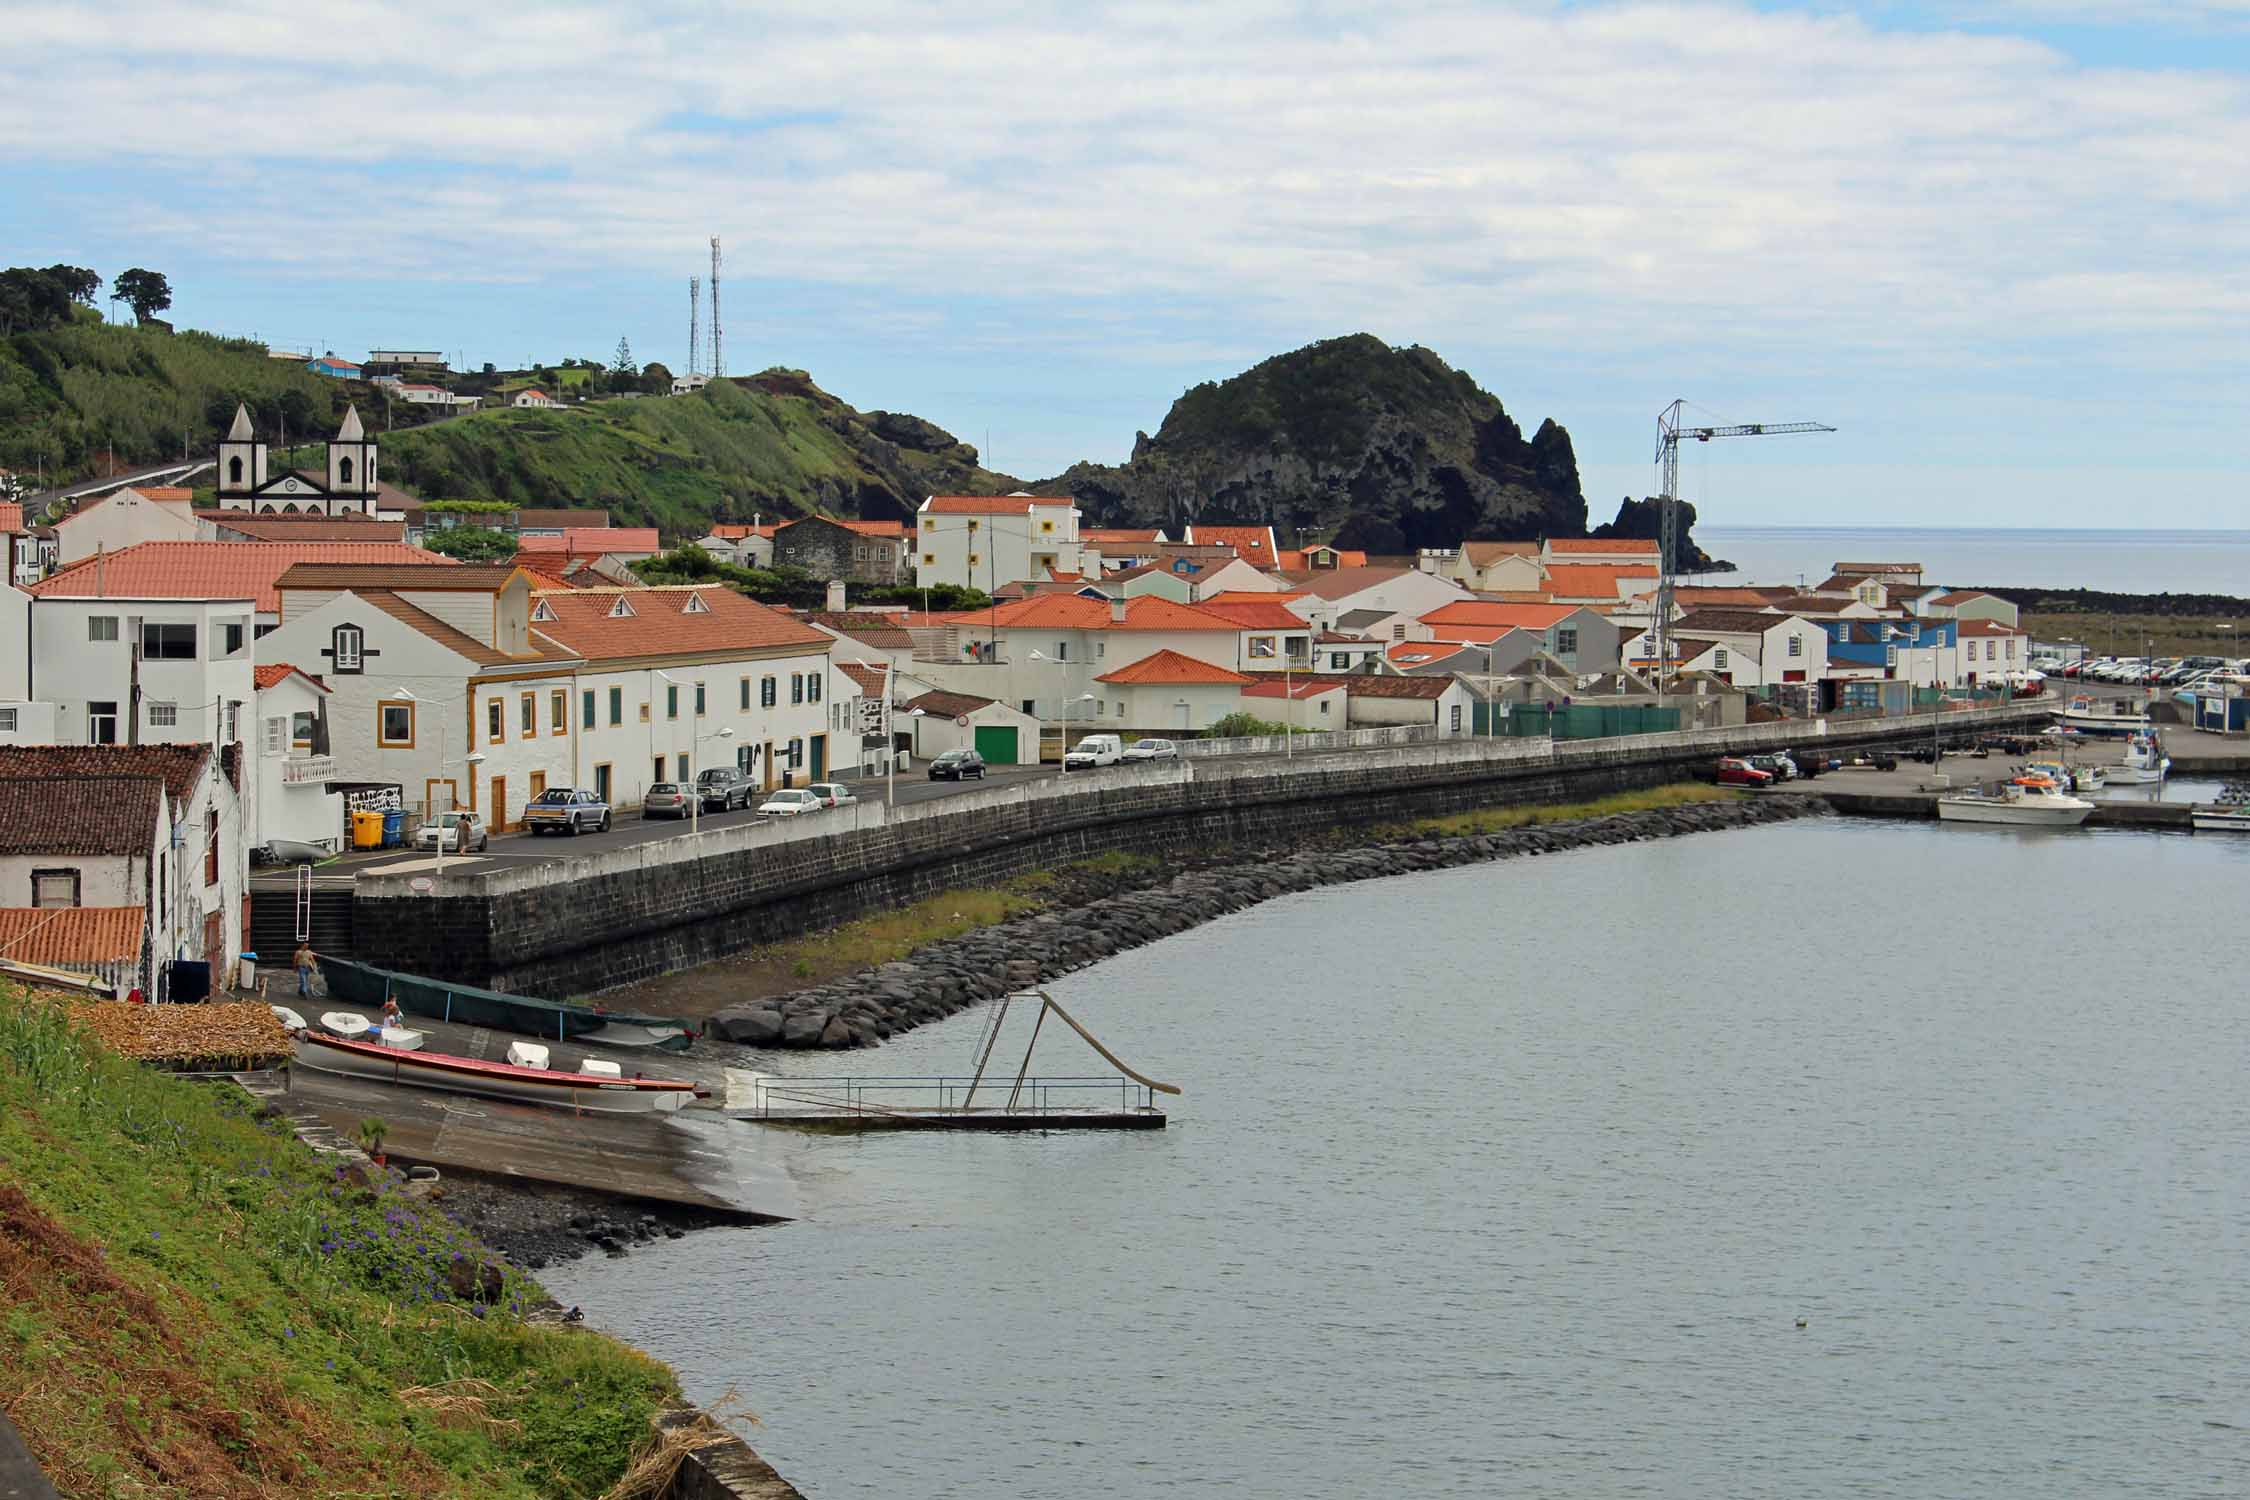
[315, 955, 693, 1051]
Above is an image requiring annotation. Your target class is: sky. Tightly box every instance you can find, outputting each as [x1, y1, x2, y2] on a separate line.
[4, 1, 2247, 528]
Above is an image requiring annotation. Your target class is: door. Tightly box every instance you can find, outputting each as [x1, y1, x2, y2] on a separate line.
[809, 734, 826, 780]
[763, 742, 777, 790]
[973, 724, 1019, 765]
[489, 776, 507, 832]
[594, 763, 612, 803]
[529, 771, 546, 804]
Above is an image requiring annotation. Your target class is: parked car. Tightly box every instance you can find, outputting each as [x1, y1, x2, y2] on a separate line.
[1063, 733, 1125, 769]
[805, 782, 857, 809]
[757, 788, 824, 816]
[524, 787, 612, 835]
[414, 810, 488, 852]
[1714, 757, 1773, 788]
[643, 782, 691, 820]
[695, 765, 754, 811]
[1745, 752, 1798, 782]
[928, 749, 988, 781]
[1121, 738, 1180, 762]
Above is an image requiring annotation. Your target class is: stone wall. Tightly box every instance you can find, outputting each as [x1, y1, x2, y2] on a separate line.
[352, 706, 2047, 996]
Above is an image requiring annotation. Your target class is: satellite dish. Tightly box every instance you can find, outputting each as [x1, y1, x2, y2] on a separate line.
[409, 877, 435, 893]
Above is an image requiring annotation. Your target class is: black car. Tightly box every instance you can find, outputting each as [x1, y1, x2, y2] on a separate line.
[695, 766, 753, 811]
[928, 749, 988, 781]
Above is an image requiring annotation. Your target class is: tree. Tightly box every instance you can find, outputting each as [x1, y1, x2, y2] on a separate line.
[0, 267, 72, 335]
[113, 268, 172, 323]
[423, 525, 520, 563]
[44, 265, 101, 305]
[638, 361, 674, 396]
[611, 336, 635, 377]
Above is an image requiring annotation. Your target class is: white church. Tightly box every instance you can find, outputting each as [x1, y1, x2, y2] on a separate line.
[212, 403, 386, 517]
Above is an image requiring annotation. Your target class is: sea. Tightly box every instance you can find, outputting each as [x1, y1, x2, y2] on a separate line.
[1694, 527, 2250, 597]
[549, 818, 2250, 1499]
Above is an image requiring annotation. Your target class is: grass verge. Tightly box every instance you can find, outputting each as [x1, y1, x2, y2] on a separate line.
[1398, 782, 1732, 838]
[0, 985, 678, 1499]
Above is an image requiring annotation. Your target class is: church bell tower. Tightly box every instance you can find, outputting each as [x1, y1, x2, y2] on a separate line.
[325, 405, 378, 510]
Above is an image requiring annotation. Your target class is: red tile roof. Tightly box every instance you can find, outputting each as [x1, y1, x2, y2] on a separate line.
[0, 907, 144, 965]
[1186, 525, 1279, 565]
[517, 527, 660, 556]
[1081, 528, 1164, 545]
[527, 585, 830, 662]
[1286, 566, 1420, 601]
[1956, 619, 2024, 636]
[0, 744, 212, 819]
[835, 519, 908, 537]
[1094, 649, 1252, 686]
[903, 689, 1003, 717]
[1388, 640, 1477, 664]
[971, 594, 1239, 632]
[131, 486, 194, 503]
[253, 663, 325, 692]
[1203, 589, 1308, 605]
[1461, 540, 1541, 565]
[29, 541, 447, 612]
[1547, 537, 1658, 554]
[1240, 677, 1344, 699]
[195, 511, 408, 542]
[1273, 547, 1369, 570]
[836, 662, 889, 699]
[1422, 600, 1579, 629]
[357, 591, 574, 668]
[1196, 599, 1308, 630]
[922, 495, 1074, 515]
[708, 523, 779, 539]
[1933, 590, 1997, 605]
[1543, 564, 1656, 598]
[0, 502, 23, 533]
[274, 561, 525, 594]
[1336, 673, 1461, 699]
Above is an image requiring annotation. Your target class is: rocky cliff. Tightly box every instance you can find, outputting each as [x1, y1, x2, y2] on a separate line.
[1036, 334, 1587, 551]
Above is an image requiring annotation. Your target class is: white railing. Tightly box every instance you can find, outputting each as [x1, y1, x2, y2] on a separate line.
[279, 754, 338, 785]
[1180, 725, 1437, 758]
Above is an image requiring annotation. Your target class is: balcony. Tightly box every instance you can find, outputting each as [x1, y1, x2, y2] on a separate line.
[278, 754, 337, 785]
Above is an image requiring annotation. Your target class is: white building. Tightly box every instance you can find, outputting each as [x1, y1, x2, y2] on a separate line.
[1090, 650, 1255, 733]
[52, 485, 202, 566]
[914, 494, 1081, 592]
[214, 404, 385, 518]
[912, 593, 1246, 720]
[1, 591, 257, 751]
[513, 388, 561, 409]
[671, 373, 712, 396]
[1621, 610, 1830, 689]
[252, 664, 345, 850]
[391, 383, 480, 411]
[1285, 566, 1467, 630]
[696, 523, 777, 568]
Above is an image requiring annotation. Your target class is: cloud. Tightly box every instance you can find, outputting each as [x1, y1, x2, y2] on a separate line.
[3, 0, 2247, 383]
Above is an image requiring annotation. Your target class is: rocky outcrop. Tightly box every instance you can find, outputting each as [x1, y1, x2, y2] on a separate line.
[1591, 495, 1731, 572]
[1035, 334, 1588, 551]
[706, 795, 1818, 1050]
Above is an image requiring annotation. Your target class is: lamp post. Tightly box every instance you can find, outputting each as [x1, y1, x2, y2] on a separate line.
[433, 750, 487, 876]
[855, 659, 902, 806]
[686, 726, 735, 834]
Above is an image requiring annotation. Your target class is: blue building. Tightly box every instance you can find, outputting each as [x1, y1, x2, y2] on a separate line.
[1827, 616, 1954, 677]
[304, 354, 362, 380]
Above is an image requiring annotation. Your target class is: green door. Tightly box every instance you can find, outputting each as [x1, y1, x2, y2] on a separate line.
[974, 725, 1019, 765]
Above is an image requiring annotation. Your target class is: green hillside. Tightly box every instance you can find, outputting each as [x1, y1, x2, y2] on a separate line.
[379, 369, 1016, 533]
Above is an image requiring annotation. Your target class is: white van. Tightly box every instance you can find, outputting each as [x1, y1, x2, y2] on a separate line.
[1062, 733, 1124, 769]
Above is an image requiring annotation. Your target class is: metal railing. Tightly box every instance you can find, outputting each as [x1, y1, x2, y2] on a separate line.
[741, 1073, 1166, 1117]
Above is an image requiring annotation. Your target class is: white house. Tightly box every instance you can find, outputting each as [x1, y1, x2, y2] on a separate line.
[391, 383, 480, 411]
[13, 592, 257, 750]
[1091, 649, 1254, 734]
[513, 388, 562, 409]
[1451, 541, 1546, 592]
[1185, 557, 1282, 602]
[1287, 566, 1466, 630]
[1239, 676, 1348, 729]
[252, 664, 345, 850]
[1311, 631, 1386, 673]
[26, 539, 448, 634]
[671, 373, 712, 396]
[53, 485, 201, 565]
[897, 689, 1044, 766]
[1338, 674, 1478, 736]
[914, 494, 1081, 592]
[1622, 609, 1830, 688]
[696, 523, 777, 568]
[911, 593, 1246, 720]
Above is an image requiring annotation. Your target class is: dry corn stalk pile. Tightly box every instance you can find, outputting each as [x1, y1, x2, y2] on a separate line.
[62, 996, 290, 1068]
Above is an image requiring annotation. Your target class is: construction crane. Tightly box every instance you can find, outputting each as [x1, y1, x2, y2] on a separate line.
[1649, 399, 1835, 686]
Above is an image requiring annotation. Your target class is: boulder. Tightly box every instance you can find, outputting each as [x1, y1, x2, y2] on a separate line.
[709, 1006, 787, 1045]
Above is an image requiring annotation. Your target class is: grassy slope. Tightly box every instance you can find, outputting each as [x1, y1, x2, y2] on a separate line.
[0, 989, 675, 1500]
[2021, 609, 2250, 659]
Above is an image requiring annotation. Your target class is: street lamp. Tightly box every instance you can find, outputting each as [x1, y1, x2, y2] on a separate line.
[432, 751, 487, 876]
[684, 726, 734, 834]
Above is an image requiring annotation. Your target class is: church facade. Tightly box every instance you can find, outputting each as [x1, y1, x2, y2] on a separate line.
[213, 403, 383, 517]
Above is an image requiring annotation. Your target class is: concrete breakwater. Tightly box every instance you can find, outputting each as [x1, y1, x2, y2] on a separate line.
[704, 793, 1822, 1048]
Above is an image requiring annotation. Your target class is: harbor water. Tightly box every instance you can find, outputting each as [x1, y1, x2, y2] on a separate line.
[549, 818, 2250, 1498]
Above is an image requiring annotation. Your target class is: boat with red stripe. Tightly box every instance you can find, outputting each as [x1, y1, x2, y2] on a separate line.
[294, 1030, 703, 1114]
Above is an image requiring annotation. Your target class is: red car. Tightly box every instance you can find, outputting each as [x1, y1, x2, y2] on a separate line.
[1714, 757, 1774, 788]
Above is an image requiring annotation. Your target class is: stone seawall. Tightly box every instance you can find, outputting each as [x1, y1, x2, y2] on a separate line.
[705, 794, 1822, 1049]
[354, 708, 2045, 997]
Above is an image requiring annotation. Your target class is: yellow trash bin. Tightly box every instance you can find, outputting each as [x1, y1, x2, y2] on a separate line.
[351, 809, 386, 850]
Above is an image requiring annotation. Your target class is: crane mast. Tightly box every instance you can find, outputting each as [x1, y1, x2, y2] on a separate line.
[1649, 400, 1835, 690]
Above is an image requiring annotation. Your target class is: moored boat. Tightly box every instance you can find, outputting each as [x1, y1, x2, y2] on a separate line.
[2192, 779, 2250, 833]
[2053, 694, 2150, 738]
[293, 1031, 703, 1113]
[2106, 731, 2171, 785]
[1936, 774, 2096, 827]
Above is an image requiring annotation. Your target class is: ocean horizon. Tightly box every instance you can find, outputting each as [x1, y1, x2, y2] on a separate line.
[1694, 525, 2250, 595]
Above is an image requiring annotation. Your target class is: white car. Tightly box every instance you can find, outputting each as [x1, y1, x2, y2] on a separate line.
[1062, 733, 1125, 769]
[757, 789, 823, 816]
[805, 782, 857, 808]
[1121, 738, 1179, 761]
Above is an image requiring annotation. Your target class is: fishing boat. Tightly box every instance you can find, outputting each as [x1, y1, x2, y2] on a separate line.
[2106, 731, 2171, 786]
[293, 1031, 703, 1113]
[1936, 774, 2096, 827]
[2053, 694, 2150, 738]
[2023, 758, 2104, 794]
[2192, 780, 2250, 833]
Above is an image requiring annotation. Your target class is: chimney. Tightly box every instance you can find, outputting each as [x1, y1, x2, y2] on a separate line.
[1110, 596, 1127, 625]
[825, 579, 847, 612]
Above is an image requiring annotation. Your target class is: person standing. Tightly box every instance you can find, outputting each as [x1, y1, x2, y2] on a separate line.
[294, 941, 317, 999]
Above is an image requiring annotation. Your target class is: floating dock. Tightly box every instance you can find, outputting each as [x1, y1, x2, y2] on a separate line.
[724, 1071, 1168, 1131]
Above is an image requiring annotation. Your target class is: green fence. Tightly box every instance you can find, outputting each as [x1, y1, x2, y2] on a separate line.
[1475, 703, 1683, 739]
[315, 955, 693, 1049]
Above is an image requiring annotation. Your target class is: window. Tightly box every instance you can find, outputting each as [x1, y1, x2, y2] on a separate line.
[1249, 637, 1276, 659]
[1055, 640, 1070, 662]
[333, 626, 364, 673]
[226, 702, 239, 742]
[1714, 649, 1729, 670]
[521, 693, 536, 736]
[1886, 645, 1899, 668]
[1555, 628, 1578, 655]
[87, 702, 118, 744]
[88, 616, 118, 642]
[807, 673, 822, 704]
[1041, 519, 1055, 534]
[694, 682, 706, 716]
[1450, 705, 1463, 732]
[1787, 635, 1803, 658]
[666, 684, 680, 720]
[787, 737, 804, 768]
[923, 553, 937, 566]
[1391, 624, 1407, 641]
[551, 690, 567, 733]
[222, 622, 246, 655]
[1330, 653, 1348, 669]
[607, 596, 637, 618]
[1320, 698, 1331, 715]
[967, 553, 981, 567]
[1096, 641, 1107, 660]
[1116, 700, 1125, 718]
[291, 711, 315, 745]
[487, 698, 504, 743]
[142, 623, 196, 660]
[791, 675, 804, 705]
[1986, 640, 1997, 661]
[967, 519, 980, 532]
[378, 700, 414, 747]
[148, 701, 178, 727]
[264, 717, 286, 754]
[761, 676, 777, 708]
[740, 677, 751, 710]
[205, 806, 218, 886]
[31, 870, 79, 909]
[608, 686, 623, 725]
[676, 754, 689, 781]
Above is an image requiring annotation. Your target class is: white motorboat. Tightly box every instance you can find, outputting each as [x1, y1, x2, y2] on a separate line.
[2106, 731, 2171, 785]
[2192, 780, 2250, 833]
[1937, 775, 2096, 827]
[2053, 693, 2150, 738]
[321, 1011, 372, 1039]
[293, 1031, 702, 1113]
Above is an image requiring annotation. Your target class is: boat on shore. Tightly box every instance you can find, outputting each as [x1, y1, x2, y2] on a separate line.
[2053, 694, 2150, 738]
[1937, 775, 2096, 827]
[293, 1031, 703, 1113]
[2192, 780, 2250, 833]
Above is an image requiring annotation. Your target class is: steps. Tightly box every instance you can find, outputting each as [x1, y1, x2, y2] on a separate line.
[249, 888, 354, 958]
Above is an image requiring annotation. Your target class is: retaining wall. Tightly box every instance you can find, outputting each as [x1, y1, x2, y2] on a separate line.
[353, 705, 2046, 995]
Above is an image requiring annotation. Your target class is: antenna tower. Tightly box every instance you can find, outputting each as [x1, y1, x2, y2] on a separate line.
[708, 235, 724, 377]
[688, 277, 701, 378]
